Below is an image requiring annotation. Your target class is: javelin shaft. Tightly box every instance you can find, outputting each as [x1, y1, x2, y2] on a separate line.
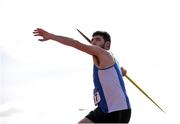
[76, 28, 165, 113]
[76, 29, 91, 43]
[125, 75, 165, 113]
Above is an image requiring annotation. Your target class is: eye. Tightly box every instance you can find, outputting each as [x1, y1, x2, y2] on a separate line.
[95, 38, 101, 41]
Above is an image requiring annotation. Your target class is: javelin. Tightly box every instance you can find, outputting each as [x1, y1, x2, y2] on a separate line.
[76, 28, 165, 113]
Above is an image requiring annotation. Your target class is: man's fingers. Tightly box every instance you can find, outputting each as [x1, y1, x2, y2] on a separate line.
[33, 31, 43, 36]
[33, 31, 40, 36]
[121, 67, 127, 76]
[38, 38, 46, 41]
[33, 29, 38, 32]
[36, 28, 42, 31]
[33, 31, 40, 35]
[33, 28, 44, 35]
[33, 31, 38, 34]
[33, 28, 47, 41]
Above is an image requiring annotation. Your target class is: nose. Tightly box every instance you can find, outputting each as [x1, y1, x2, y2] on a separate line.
[91, 40, 95, 44]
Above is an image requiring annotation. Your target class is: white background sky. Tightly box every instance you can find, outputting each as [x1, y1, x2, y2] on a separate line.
[0, 0, 180, 123]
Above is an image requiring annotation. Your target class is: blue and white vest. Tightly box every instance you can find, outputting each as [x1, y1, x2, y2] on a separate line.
[93, 60, 131, 113]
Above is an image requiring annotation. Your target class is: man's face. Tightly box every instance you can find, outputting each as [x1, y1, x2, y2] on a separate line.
[91, 35, 105, 48]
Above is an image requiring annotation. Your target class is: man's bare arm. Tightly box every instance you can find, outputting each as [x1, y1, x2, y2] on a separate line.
[33, 28, 103, 57]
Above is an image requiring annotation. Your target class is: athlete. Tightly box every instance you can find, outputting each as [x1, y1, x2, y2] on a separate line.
[33, 28, 131, 123]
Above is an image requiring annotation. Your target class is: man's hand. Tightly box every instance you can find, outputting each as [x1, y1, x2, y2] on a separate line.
[33, 28, 51, 41]
[121, 67, 127, 76]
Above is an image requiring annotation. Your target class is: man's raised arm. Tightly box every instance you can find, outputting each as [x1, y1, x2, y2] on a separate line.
[33, 28, 103, 57]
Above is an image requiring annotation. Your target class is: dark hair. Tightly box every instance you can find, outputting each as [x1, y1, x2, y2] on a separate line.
[92, 31, 111, 43]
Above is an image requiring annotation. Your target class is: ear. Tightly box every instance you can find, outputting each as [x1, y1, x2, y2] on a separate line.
[104, 41, 111, 50]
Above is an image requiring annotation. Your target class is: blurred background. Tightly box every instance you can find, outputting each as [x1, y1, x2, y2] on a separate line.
[0, 0, 180, 123]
